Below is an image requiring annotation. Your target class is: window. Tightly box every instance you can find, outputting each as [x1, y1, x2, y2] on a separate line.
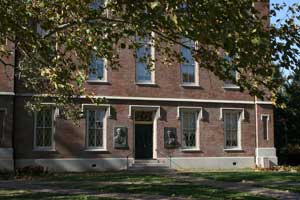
[86, 109, 106, 148]
[223, 110, 241, 149]
[261, 115, 269, 140]
[181, 38, 198, 85]
[181, 111, 197, 149]
[34, 108, 54, 150]
[223, 55, 239, 88]
[136, 35, 154, 83]
[88, 55, 107, 82]
[0, 110, 5, 144]
[90, 0, 105, 10]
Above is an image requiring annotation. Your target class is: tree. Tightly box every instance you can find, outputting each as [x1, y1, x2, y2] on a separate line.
[1, 0, 300, 119]
[275, 70, 300, 165]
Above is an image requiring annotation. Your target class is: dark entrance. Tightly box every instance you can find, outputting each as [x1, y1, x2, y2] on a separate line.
[135, 124, 153, 159]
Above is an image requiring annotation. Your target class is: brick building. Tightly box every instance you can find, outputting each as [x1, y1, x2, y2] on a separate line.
[0, 2, 277, 172]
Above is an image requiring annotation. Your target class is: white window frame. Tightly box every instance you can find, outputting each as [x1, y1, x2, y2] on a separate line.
[83, 104, 110, 151]
[221, 109, 243, 151]
[135, 33, 155, 85]
[180, 38, 199, 87]
[261, 114, 270, 141]
[87, 56, 108, 83]
[177, 107, 202, 151]
[33, 106, 56, 151]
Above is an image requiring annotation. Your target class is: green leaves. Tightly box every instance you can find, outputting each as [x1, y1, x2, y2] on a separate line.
[1, 0, 299, 120]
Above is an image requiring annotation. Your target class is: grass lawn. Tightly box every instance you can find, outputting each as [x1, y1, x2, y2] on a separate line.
[181, 171, 300, 193]
[0, 190, 123, 200]
[0, 171, 276, 200]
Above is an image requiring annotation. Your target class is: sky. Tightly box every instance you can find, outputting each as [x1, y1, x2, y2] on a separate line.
[270, 0, 299, 77]
[271, 0, 299, 24]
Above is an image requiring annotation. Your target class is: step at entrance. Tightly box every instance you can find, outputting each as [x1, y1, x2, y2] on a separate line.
[128, 159, 176, 173]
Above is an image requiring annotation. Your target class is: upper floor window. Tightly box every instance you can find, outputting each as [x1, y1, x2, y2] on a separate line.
[223, 110, 241, 149]
[34, 107, 55, 150]
[135, 35, 155, 84]
[88, 55, 107, 82]
[86, 108, 106, 149]
[90, 0, 105, 10]
[223, 55, 240, 89]
[180, 38, 198, 86]
[261, 114, 269, 140]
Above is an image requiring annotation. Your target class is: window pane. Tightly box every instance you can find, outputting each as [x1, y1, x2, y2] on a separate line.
[36, 111, 44, 127]
[89, 57, 104, 80]
[0, 111, 4, 141]
[36, 128, 44, 147]
[87, 109, 105, 148]
[44, 128, 53, 146]
[262, 116, 268, 140]
[95, 129, 103, 146]
[224, 111, 239, 148]
[35, 108, 53, 148]
[136, 37, 152, 82]
[181, 64, 195, 83]
[181, 38, 195, 83]
[136, 45, 151, 82]
[44, 109, 52, 127]
[88, 129, 95, 146]
[181, 111, 196, 148]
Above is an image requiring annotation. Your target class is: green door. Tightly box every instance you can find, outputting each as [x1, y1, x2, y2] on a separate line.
[135, 124, 153, 159]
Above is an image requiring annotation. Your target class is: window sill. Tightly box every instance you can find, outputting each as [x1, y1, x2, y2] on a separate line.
[87, 80, 109, 84]
[224, 148, 243, 152]
[135, 82, 157, 87]
[181, 148, 201, 152]
[180, 84, 201, 88]
[33, 148, 56, 152]
[84, 148, 108, 152]
[223, 85, 240, 90]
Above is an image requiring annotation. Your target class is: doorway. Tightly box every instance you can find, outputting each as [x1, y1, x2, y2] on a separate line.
[135, 124, 153, 159]
[134, 111, 154, 159]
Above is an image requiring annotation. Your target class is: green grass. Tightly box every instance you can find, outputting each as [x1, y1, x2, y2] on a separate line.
[93, 184, 274, 200]
[181, 171, 300, 193]
[181, 171, 300, 183]
[0, 190, 124, 200]
[44, 172, 175, 183]
[0, 171, 277, 200]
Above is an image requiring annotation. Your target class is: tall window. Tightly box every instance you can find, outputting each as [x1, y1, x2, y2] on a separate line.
[181, 111, 197, 148]
[181, 38, 196, 84]
[224, 110, 241, 149]
[34, 108, 54, 149]
[261, 115, 269, 140]
[88, 55, 105, 81]
[224, 55, 239, 88]
[0, 110, 4, 144]
[136, 36, 153, 83]
[86, 109, 106, 148]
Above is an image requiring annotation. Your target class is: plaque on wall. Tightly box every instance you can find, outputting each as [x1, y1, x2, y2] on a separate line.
[114, 127, 128, 149]
[164, 127, 177, 148]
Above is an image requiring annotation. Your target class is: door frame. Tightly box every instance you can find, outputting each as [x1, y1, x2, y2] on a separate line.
[129, 105, 160, 159]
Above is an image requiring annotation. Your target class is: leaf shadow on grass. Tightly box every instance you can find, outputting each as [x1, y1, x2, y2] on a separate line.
[0, 190, 123, 200]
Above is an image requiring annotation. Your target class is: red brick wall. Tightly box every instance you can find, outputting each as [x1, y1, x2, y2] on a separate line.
[0, 40, 14, 93]
[14, 97, 268, 159]
[257, 104, 274, 148]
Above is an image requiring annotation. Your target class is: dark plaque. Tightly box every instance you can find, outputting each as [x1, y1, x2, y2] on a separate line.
[164, 127, 177, 148]
[114, 127, 128, 149]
